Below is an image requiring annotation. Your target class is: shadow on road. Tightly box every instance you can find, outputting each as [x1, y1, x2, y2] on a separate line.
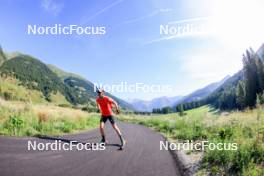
[35, 134, 95, 145]
[106, 143, 121, 147]
[34, 135, 121, 149]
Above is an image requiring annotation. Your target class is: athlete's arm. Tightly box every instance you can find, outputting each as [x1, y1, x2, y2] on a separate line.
[112, 100, 120, 114]
[96, 101, 101, 113]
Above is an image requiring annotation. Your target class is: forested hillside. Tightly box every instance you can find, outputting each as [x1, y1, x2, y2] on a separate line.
[0, 47, 133, 111]
[0, 49, 133, 111]
[176, 45, 264, 111]
[47, 64, 84, 80]
[64, 76, 134, 110]
[0, 55, 81, 104]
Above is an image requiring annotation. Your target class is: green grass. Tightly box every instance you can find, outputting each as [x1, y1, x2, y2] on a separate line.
[119, 106, 264, 175]
[0, 99, 99, 136]
[0, 77, 98, 136]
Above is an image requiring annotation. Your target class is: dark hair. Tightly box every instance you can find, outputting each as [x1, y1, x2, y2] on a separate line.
[97, 89, 104, 93]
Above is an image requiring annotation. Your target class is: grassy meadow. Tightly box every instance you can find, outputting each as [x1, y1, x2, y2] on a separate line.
[119, 106, 264, 175]
[0, 98, 99, 136]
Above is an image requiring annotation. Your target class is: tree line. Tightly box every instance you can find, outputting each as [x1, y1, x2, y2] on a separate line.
[179, 49, 264, 111]
[153, 48, 264, 114]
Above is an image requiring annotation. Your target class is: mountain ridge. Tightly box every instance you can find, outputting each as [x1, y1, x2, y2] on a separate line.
[0, 46, 7, 66]
[129, 76, 230, 112]
[174, 75, 231, 106]
[0, 48, 133, 110]
[127, 96, 183, 112]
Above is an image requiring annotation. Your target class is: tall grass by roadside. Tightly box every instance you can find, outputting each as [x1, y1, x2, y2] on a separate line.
[119, 106, 264, 175]
[0, 98, 99, 136]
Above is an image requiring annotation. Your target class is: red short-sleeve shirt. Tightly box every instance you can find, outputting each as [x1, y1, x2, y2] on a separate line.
[96, 96, 114, 116]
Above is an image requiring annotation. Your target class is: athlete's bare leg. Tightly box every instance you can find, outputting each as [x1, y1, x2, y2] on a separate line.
[100, 122, 106, 142]
[111, 123, 122, 136]
[111, 123, 125, 148]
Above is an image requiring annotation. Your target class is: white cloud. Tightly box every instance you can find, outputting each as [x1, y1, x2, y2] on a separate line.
[41, 0, 64, 16]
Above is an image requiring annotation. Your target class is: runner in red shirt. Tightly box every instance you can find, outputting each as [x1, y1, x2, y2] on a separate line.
[96, 88, 125, 149]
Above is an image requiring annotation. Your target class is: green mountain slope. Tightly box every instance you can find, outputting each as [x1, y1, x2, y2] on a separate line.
[0, 55, 81, 104]
[0, 49, 133, 110]
[0, 46, 7, 66]
[47, 64, 84, 80]
[175, 76, 230, 106]
[64, 77, 134, 110]
[0, 76, 70, 104]
[205, 71, 243, 109]
[49, 64, 134, 110]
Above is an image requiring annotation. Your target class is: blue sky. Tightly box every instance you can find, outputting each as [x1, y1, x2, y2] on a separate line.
[1, 0, 264, 100]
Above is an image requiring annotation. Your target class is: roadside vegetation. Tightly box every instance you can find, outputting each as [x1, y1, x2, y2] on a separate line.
[0, 98, 99, 136]
[119, 106, 264, 175]
[0, 76, 100, 136]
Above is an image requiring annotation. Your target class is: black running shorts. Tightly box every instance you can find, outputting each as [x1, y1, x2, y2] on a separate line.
[100, 115, 115, 124]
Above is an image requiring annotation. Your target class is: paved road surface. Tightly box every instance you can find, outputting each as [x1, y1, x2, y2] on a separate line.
[0, 122, 181, 176]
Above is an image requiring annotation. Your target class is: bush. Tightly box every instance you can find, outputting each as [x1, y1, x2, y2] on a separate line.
[37, 112, 49, 123]
[231, 143, 253, 173]
[242, 161, 264, 176]
[172, 120, 207, 140]
[3, 91, 12, 100]
[218, 126, 234, 140]
[4, 115, 24, 135]
[58, 104, 71, 108]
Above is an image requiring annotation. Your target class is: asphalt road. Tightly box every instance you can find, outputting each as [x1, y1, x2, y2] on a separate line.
[0, 121, 181, 176]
